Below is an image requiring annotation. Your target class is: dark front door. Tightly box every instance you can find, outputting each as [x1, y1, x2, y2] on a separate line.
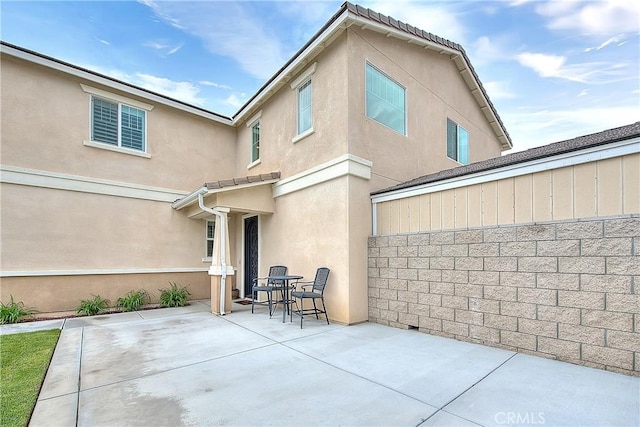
[244, 216, 259, 297]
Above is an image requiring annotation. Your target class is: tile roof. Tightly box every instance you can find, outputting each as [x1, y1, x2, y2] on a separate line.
[205, 172, 280, 190]
[372, 122, 640, 195]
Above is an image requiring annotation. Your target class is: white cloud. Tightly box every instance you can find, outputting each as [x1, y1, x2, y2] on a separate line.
[516, 52, 629, 84]
[199, 80, 233, 91]
[578, 89, 588, 97]
[470, 36, 510, 65]
[517, 52, 566, 77]
[135, 73, 204, 106]
[225, 93, 247, 109]
[584, 35, 627, 52]
[143, 40, 183, 57]
[141, 1, 288, 80]
[362, 1, 467, 44]
[535, 0, 640, 35]
[76, 62, 206, 106]
[96, 38, 110, 46]
[483, 81, 517, 100]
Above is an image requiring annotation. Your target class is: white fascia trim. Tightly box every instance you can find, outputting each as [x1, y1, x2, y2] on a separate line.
[371, 138, 640, 204]
[1, 44, 231, 125]
[273, 154, 372, 198]
[1, 267, 209, 277]
[232, 12, 349, 124]
[0, 165, 188, 203]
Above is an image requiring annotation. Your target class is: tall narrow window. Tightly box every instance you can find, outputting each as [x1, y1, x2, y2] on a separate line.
[446, 118, 469, 165]
[251, 122, 260, 163]
[365, 63, 406, 135]
[206, 220, 215, 258]
[91, 96, 146, 152]
[297, 80, 312, 135]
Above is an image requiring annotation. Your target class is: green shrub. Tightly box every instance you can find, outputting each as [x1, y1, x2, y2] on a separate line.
[76, 295, 109, 316]
[159, 282, 191, 307]
[116, 289, 150, 312]
[0, 295, 35, 324]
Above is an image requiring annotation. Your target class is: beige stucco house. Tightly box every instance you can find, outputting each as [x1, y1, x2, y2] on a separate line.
[0, 2, 511, 324]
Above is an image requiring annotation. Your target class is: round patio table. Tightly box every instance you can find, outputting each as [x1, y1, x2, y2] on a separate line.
[267, 275, 303, 322]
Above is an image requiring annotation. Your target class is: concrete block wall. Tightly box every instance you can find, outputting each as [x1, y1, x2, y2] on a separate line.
[368, 215, 639, 376]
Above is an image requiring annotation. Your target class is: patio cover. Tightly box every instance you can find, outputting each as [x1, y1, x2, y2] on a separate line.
[172, 172, 280, 218]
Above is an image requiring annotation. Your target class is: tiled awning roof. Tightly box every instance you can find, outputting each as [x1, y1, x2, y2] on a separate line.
[372, 122, 640, 196]
[205, 172, 280, 190]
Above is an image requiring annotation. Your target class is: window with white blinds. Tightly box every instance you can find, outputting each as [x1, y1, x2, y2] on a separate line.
[91, 96, 146, 152]
[365, 63, 406, 135]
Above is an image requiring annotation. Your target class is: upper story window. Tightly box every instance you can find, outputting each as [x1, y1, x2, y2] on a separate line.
[289, 63, 317, 142]
[92, 97, 146, 151]
[365, 62, 406, 135]
[251, 121, 260, 163]
[447, 118, 469, 165]
[81, 84, 153, 157]
[246, 110, 262, 167]
[297, 80, 312, 135]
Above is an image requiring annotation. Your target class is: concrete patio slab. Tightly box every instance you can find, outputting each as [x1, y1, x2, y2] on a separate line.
[64, 311, 145, 329]
[79, 312, 274, 390]
[421, 411, 481, 426]
[285, 323, 516, 407]
[78, 344, 438, 426]
[24, 302, 640, 427]
[443, 352, 640, 426]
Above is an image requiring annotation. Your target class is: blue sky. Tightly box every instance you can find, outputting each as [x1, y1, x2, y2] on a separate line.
[2, 0, 638, 152]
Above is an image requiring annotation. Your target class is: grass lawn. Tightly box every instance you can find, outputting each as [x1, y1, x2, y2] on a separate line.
[1, 329, 61, 427]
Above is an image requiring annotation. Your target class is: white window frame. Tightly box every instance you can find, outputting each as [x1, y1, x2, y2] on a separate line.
[246, 110, 262, 169]
[447, 118, 469, 165]
[81, 84, 153, 158]
[290, 63, 317, 143]
[365, 62, 407, 136]
[204, 219, 216, 261]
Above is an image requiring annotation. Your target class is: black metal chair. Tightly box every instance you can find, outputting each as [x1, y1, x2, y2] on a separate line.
[290, 267, 330, 328]
[251, 265, 288, 315]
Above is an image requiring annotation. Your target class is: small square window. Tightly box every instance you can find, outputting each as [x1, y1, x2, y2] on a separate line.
[447, 118, 469, 165]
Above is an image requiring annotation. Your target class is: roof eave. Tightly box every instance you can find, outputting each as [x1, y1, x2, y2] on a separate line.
[0, 42, 233, 126]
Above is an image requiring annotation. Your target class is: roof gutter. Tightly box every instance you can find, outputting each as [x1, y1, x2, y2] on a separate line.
[172, 187, 207, 210]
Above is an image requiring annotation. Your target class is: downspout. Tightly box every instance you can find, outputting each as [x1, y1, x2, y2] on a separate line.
[198, 191, 227, 315]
